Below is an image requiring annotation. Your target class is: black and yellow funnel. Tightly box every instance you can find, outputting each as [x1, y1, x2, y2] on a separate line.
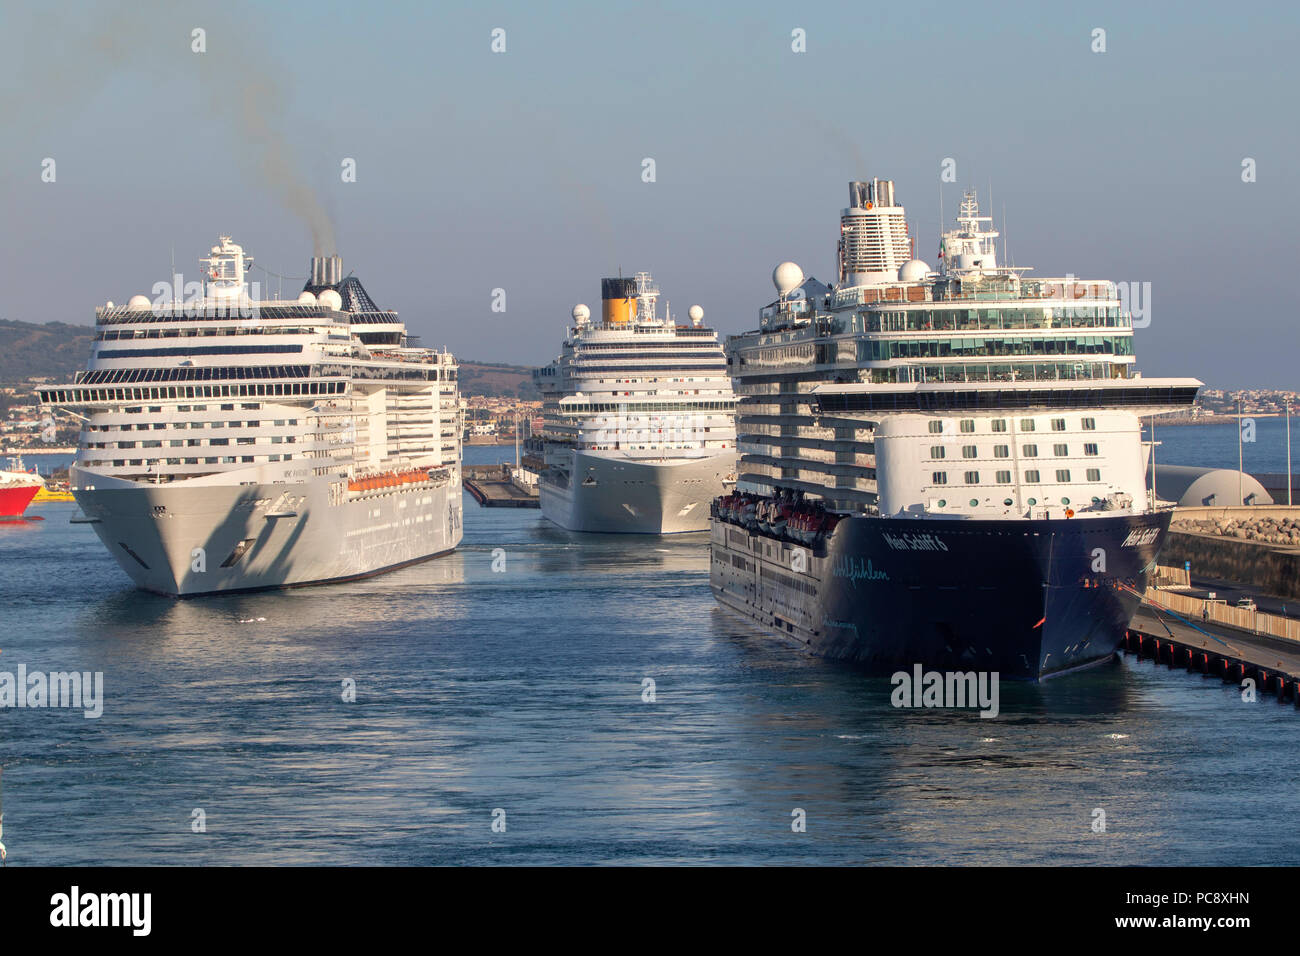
[601, 277, 637, 325]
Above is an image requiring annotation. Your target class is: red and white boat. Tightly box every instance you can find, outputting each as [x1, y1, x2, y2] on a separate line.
[0, 456, 45, 518]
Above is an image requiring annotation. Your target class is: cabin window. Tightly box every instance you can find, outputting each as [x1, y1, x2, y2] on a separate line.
[1087, 468, 1101, 481]
[1025, 470, 1041, 483]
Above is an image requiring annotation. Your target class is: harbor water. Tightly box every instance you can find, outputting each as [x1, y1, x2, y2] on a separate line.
[1148, 416, 1299, 476]
[2, 443, 1299, 865]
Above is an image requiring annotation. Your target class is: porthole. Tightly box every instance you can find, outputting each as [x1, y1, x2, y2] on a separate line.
[937, 499, 947, 507]
[969, 498, 979, 507]
[1027, 497, 1037, 506]
[1003, 498, 1014, 506]
[1061, 497, 1071, 505]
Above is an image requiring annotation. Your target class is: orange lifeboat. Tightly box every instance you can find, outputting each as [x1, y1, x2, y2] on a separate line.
[350, 468, 438, 493]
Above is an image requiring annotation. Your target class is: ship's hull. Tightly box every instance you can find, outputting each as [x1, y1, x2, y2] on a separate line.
[541, 450, 736, 534]
[71, 467, 463, 596]
[0, 483, 41, 517]
[710, 509, 1170, 680]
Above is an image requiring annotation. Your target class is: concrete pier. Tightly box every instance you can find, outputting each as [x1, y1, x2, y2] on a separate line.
[1125, 602, 1300, 704]
[463, 464, 539, 508]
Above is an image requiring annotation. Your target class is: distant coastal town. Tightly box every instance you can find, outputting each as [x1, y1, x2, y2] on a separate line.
[1150, 388, 1300, 426]
[462, 394, 543, 445]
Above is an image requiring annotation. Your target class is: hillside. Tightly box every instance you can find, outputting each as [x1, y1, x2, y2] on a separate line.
[0, 319, 95, 382]
[0, 319, 538, 398]
[456, 360, 540, 399]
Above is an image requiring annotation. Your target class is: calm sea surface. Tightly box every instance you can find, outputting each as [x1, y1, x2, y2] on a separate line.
[2, 442, 1298, 865]
[1147, 416, 1299, 476]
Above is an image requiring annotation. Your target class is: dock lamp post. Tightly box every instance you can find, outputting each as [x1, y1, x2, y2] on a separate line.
[1237, 399, 1244, 507]
[1287, 400, 1293, 507]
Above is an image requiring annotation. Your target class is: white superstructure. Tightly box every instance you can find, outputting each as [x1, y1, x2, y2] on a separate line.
[40, 237, 463, 595]
[731, 183, 1201, 520]
[534, 273, 737, 533]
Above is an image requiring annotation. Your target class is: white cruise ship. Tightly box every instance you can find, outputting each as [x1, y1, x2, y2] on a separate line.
[534, 273, 737, 533]
[710, 180, 1202, 679]
[40, 237, 463, 596]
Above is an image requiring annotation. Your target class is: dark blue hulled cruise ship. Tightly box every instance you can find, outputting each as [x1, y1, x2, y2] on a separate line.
[709, 181, 1201, 679]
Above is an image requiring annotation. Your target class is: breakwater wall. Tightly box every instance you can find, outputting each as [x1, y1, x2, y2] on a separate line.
[1162, 508, 1300, 601]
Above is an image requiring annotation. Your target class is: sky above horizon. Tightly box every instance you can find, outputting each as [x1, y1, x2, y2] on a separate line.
[1, 0, 1297, 387]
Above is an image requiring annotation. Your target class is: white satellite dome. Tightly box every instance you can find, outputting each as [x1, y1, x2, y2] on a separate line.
[899, 259, 931, 282]
[127, 294, 151, 311]
[297, 290, 318, 305]
[572, 304, 590, 322]
[773, 261, 804, 296]
[317, 289, 343, 310]
[688, 305, 704, 324]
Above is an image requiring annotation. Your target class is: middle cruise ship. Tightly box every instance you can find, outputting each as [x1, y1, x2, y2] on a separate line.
[534, 273, 737, 533]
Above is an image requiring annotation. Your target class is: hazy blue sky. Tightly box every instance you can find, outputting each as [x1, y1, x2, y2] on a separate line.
[1, 0, 1296, 387]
